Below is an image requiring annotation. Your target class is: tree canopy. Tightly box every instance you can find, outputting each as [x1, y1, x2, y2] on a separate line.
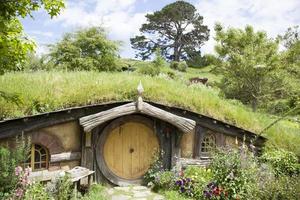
[214, 24, 283, 111]
[0, 0, 65, 74]
[48, 27, 120, 71]
[130, 1, 209, 62]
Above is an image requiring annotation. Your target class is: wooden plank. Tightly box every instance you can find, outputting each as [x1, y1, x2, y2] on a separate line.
[79, 101, 196, 133]
[51, 152, 81, 163]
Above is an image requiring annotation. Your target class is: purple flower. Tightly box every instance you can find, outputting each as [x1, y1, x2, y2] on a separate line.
[176, 180, 183, 186]
[180, 186, 185, 193]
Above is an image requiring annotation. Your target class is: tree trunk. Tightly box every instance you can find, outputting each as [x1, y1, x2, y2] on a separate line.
[173, 46, 180, 61]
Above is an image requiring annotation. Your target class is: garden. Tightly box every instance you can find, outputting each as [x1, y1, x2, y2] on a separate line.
[1, 137, 299, 200]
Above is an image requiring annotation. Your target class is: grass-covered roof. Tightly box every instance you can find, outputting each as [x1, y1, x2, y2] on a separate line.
[0, 71, 299, 156]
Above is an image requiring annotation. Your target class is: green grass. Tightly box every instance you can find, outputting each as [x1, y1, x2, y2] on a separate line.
[0, 71, 299, 156]
[81, 184, 108, 200]
[160, 190, 192, 200]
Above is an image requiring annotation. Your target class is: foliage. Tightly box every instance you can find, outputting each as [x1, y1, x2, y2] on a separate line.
[183, 166, 212, 198]
[0, 18, 35, 74]
[170, 61, 188, 72]
[138, 64, 160, 76]
[175, 177, 194, 197]
[0, 136, 30, 199]
[257, 175, 300, 200]
[153, 171, 176, 191]
[130, 1, 209, 61]
[81, 184, 107, 200]
[276, 26, 300, 114]
[24, 182, 51, 200]
[160, 190, 192, 200]
[46, 174, 74, 200]
[0, 0, 64, 20]
[260, 149, 299, 177]
[203, 182, 229, 199]
[186, 53, 221, 68]
[0, 0, 64, 74]
[138, 49, 166, 76]
[11, 166, 31, 199]
[210, 147, 260, 199]
[143, 151, 164, 186]
[153, 49, 166, 68]
[48, 27, 120, 72]
[215, 24, 282, 111]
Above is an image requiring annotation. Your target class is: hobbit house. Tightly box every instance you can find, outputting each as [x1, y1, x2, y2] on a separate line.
[0, 83, 266, 186]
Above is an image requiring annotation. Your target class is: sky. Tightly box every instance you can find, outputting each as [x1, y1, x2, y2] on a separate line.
[21, 0, 300, 58]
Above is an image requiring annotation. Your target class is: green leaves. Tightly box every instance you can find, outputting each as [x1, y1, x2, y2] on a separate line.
[48, 27, 120, 72]
[130, 1, 209, 61]
[215, 24, 281, 111]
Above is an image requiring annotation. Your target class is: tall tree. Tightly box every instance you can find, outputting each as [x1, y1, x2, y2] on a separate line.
[48, 27, 120, 71]
[130, 1, 209, 61]
[0, 0, 65, 74]
[214, 24, 283, 111]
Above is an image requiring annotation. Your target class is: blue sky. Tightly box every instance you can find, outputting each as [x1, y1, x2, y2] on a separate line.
[21, 0, 300, 58]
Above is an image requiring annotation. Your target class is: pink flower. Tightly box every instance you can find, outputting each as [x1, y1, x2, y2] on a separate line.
[15, 188, 23, 198]
[15, 166, 23, 176]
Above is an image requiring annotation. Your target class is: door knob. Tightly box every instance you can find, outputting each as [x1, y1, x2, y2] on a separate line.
[129, 148, 134, 153]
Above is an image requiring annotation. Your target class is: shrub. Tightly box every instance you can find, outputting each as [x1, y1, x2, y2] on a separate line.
[46, 174, 74, 200]
[138, 64, 160, 76]
[24, 182, 51, 200]
[258, 175, 300, 200]
[153, 171, 176, 191]
[210, 147, 260, 199]
[260, 149, 299, 177]
[0, 135, 30, 199]
[183, 166, 212, 198]
[143, 151, 164, 186]
[161, 190, 192, 200]
[153, 49, 166, 68]
[170, 61, 187, 72]
[81, 184, 107, 200]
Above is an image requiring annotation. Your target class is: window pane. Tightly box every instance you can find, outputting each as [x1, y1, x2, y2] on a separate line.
[35, 150, 41, 162]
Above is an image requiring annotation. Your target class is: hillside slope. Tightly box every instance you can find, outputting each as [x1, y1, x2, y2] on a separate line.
[0, 71, 299, 155]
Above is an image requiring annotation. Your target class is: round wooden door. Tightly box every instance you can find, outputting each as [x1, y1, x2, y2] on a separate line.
[103, 121, 159, 180]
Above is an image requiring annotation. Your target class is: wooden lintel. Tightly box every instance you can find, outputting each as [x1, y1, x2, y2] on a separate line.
[79, 102, 196, 133]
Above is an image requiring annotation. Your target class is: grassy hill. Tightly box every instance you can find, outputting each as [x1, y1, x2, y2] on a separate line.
[0, 70, 299, 156]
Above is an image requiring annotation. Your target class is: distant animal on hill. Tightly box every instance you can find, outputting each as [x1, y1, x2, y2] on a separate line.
[189, 77, 208, 85]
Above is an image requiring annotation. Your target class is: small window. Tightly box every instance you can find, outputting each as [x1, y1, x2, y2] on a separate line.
[201, 133, 216, 153]
[24, 144, 49, 170]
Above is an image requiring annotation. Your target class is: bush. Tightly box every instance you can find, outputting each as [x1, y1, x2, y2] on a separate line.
[170, 61, 187, 72]
[46, 174, 74, 200]
[0, 136, 30, 199]
[258, 175, 300, 200]
[153, 171, 176, 191]
[143, 151, 164, 186]
[153, 49, 166, 68]
[210, 147, 260, 199]
[183, 166, 212, 198]
[24, 182, 51, 200]
[138, 64, 160, 76]
[81, 184, 107, 200]
[260, 149, 299, 177]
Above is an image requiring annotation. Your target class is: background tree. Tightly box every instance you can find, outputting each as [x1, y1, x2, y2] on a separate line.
[0, 0, 65, 73]
[214, 24, 283, 111]
[48, 27, 120, 71]
[130, 1, 209, 62]
[276, 26, 300, 114]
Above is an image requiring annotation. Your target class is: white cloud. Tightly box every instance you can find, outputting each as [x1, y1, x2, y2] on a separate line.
[195, 0, 300, 54]
[44, 0, 300, 57]
[49, 0, 147, 57]
[28, 30, 54, 37]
